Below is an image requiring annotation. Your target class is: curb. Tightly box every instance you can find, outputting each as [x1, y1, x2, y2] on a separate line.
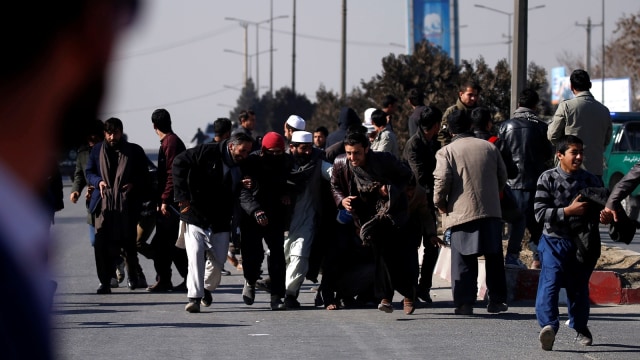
[509, 269, 640, 305]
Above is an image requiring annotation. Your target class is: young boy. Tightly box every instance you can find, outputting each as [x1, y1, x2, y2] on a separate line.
[533, 135, 604, 351]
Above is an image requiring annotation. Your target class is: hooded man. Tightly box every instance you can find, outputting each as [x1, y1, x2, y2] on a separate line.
[325, 107, 361, 149]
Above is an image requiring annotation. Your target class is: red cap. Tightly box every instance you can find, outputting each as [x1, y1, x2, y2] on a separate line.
[261, 132, 285, 150]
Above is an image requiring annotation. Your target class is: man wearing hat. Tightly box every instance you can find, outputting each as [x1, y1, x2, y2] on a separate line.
[239, 132, 293, 310]
[283, 131, 328, 308]
[283, 115, 306, 144]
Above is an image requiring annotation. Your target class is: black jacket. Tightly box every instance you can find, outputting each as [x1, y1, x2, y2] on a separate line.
[172, 141, 239, 231]
[403, 127, 439, 192]
[498, 108, 553, 190]
[474, 130, 518, 180]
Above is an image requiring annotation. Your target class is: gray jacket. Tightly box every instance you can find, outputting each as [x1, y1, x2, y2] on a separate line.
[548, 91, 612, 176]
[433, 134, 507, 229]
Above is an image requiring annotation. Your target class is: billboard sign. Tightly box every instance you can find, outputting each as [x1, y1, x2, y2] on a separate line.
[408, 0, 451, 55]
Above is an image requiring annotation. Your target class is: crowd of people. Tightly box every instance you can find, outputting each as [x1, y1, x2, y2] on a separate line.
[2, 0, 627, 357]
[65, 69, 621, 352]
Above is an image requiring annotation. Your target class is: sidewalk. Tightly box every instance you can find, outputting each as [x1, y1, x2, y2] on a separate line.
[432, 246, 640, 305]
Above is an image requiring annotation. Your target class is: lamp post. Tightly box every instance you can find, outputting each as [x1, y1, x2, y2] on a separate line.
[224, 48, 278, 85]
[474, 3, 544, 66]
[226, 15, 288, 95]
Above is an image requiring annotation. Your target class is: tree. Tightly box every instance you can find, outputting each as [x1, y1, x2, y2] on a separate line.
[267, 87, 315, 134]
[229, 78, 259, 128]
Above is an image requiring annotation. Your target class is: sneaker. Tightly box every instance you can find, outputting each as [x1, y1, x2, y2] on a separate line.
[454, 304, 473, 315]
[201, 289, 212, 307]
[242, 281, 255, 305]
[575, 327, 593, 346]
[185, 299, 200, 313]
[378, 299, 394, 313]
[110, 277, 119, 288]
[539, 325, 556, 351]
[255, 278, 271, 293]
[270, 296, 286, 311]
[116, 261, 125, 283]
[505, 253, 527, 269]
[284, 295, 301, 309]
[487, 301, 508, 313]
[221, 267, 231, 276]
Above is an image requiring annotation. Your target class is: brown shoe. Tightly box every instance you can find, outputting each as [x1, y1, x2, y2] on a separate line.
[227, 252, 239, 267]
[403, 298, 415, 315]
[377, 299, 393, 313]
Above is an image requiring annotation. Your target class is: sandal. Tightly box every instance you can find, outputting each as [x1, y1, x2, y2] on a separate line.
[403, 298, 415, 315]
[326, 304, 339, 310]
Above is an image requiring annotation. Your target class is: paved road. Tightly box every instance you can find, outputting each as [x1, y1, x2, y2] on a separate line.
[52, 186, 640, 360]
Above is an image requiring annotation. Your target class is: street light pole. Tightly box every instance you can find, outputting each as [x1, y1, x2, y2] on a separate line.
[474, 3, 544, 66]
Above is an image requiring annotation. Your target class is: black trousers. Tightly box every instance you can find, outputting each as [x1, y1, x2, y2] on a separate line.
[151, 212, 187, 282]
[94, 222, 139, 287]
[240, 216, 286, 298]
[371, 226, 416, 302]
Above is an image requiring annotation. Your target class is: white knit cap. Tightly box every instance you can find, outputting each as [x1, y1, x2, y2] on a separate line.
[363, 108, 376, 125]
[291, 131, 313, 144]
[286, 115, 306, 130]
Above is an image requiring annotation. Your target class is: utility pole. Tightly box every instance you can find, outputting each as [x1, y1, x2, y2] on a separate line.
[511, 0, 527, 115]
[340, 0, 347, 99]
[292, 0, 297, 93]
[270, 0, 274, 95]
[575, 17, 602, 74]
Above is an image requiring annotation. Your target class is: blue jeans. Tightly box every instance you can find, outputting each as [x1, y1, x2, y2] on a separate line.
[535, 234, 593, 332]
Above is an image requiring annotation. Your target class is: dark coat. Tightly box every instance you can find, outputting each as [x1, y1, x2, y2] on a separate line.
[498, 108, 553, 190]
[85, 140, 151, 218]
[330, 151, 412, 232]
[172, 141, 239, 231]
[403, 127, 439, 192]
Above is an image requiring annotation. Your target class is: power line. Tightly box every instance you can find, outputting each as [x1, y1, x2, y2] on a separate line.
[112, 25, 237, 61]
[102, 88, 231, 116]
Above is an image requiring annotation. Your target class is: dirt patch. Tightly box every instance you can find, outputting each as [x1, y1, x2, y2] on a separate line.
[512, 238, 640, 289]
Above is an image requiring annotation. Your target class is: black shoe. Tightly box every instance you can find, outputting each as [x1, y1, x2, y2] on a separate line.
[147, 280, 173, 293]
[242, 281, 256, 305]
[185, 299, 200, 313]
[173, 280, 187, 293]
[487, 301, 508, 314]
[96, 284, 112, 294]
[284, 295, 301, 309]
[255, 278, 271, 293]
[416, 289, 433, 304]
[270, 296, 286, 310]
[575, 327, 593, 346]
[127, 278, 138, 290]
[137, 271, 148, 288]
[454, 304, 473, 315]
[221, 268, 231, 276]
[201, 289, 212, 307]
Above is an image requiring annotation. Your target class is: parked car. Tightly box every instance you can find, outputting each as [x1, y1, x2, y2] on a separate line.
[602, 112, 640, 220]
